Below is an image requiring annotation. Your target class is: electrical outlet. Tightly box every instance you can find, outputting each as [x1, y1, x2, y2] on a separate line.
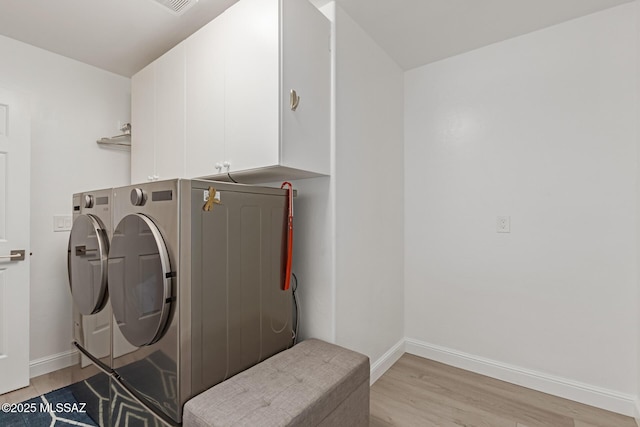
[497, 216, 510, 233]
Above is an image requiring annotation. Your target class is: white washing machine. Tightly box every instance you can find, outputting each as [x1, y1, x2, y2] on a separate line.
[107, 179, 293, 425]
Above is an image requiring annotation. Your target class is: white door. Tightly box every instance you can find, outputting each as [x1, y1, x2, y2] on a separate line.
[0, 88, 30, 394]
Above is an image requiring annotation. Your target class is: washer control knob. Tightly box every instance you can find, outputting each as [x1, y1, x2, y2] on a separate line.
[84, 195, 94, 208]
[130, 188, 146, 206]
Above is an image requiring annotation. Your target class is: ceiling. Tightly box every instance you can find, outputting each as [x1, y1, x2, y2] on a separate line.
[0, 0, 633, 77]
[334, 0, 634, 70]
[0, 0, 240, 77]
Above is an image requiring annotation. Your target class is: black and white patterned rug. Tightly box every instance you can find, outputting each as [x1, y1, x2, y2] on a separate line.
[0, 385, 99, 427]
[1, 352, 177, 427]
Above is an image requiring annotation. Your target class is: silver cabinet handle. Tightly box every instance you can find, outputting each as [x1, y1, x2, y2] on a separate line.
[290, 89, 300, 111]
[0, 250, 25, 261]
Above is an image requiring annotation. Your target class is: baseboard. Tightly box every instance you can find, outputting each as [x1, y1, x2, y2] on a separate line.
[635, 399, 640, 426]
[370, 338, 405, 385]
[405, 338, 637, 418]
[29, 349, 79, 378]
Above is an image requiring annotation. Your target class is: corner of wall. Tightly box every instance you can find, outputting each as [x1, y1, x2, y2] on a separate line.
[318, 1, 335, 21]
[636, 1, 640, 424]
[332, 0, 404, 366]
[370, 338, 405, 385]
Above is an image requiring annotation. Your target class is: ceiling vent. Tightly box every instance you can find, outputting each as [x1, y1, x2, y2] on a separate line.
[152, 0, 197, 15]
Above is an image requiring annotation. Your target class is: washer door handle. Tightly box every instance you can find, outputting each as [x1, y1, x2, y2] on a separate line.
[75, 245, 97, 256]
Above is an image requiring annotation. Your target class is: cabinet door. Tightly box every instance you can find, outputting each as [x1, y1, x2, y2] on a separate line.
[224, 0, 279, 173]
[281, 0, 331, 175]
[185, 14, 226, 178]
[131, 64, 155, 184]
[154, 43, 186, 181]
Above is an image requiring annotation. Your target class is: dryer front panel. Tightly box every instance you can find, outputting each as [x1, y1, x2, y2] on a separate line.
[108, 214, 173, 348]
[68, 214, 109, 315]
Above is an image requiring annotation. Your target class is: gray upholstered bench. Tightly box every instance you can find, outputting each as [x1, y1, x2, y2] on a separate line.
[183, 339, 370, 427]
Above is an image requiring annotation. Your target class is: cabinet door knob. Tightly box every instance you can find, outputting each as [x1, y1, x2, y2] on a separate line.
[153, 175, 159, 181]
[290, 89, 300, 112]
[148, 176, 153, 181]
[215, 162, 223, 172]
[223, 161, 231, 171]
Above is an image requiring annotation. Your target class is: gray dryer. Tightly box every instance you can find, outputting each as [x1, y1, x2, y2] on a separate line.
[107, 179, 293, 425]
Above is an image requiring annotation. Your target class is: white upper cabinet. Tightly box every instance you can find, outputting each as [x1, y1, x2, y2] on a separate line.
[223, 0, 280, 174]
[185, 12, 226, 179]
[131, 0, 330, 184]
[131, 43, 186, 184]
[131, 64, 155, 184]
[155, 44, 186, 181]
[281, 0, 331, 176]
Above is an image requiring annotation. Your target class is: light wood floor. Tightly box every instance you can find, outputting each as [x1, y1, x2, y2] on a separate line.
[371, 354, 637, 427]
[2, 354, 637, 427]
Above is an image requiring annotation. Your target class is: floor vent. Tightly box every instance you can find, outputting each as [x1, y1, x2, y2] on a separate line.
[152, 0, 197, 15]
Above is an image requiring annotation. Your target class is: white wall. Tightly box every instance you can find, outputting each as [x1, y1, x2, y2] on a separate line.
[334, 5, 405, 378]
[283, 3, 405, 375]
[405, 3, 638, 414]
[290, 176, 335, 343]
[636, 2, 640, 421]
[0, 35, 131, 373]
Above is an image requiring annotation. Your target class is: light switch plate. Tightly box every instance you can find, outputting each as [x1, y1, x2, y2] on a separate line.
[54, 215, 72, 232]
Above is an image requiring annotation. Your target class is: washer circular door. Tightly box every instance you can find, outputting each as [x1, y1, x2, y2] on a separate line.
[68, 215, 109, 315]
[108, 214, 173, 347]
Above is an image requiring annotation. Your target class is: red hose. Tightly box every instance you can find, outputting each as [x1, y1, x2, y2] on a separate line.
[281, 182, 293, 291]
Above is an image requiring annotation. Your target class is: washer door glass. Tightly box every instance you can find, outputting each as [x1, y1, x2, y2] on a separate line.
[68, 214, 109, 315]
[108, 214, 173, 347]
